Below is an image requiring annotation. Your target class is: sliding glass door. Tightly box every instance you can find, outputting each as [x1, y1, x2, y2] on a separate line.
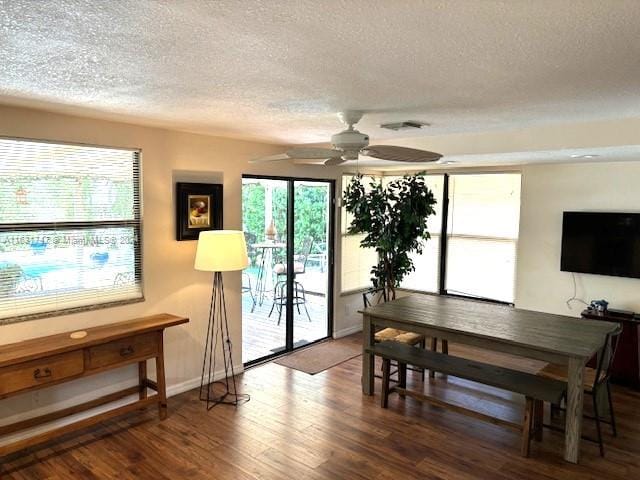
[292, 180, 332, 348]
[241, 178, 288, 363]
[242, 176, 334, 365]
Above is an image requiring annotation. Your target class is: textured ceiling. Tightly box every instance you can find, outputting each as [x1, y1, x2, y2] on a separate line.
[1, 1, 640, 145]
[372, 145, 640, 171]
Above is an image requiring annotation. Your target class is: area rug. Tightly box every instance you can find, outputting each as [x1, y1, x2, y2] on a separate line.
[274, 339, 361, 375]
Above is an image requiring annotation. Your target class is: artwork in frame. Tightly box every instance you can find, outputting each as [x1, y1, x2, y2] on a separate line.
[176, 182, 223, 241]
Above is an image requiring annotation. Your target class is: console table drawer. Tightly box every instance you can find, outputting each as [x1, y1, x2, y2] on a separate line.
[0, 351, 84, 397]
[87, 332, 158, 370]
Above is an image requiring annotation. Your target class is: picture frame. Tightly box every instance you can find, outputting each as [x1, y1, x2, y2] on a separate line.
[176, 182, 223, 241]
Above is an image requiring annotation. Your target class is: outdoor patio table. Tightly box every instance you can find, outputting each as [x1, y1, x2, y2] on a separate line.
[251, 242, 286, 307]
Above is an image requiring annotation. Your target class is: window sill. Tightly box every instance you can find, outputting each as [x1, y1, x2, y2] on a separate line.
[0, 296, 146, 326]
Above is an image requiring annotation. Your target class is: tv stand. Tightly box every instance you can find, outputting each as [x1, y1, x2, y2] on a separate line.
[582, 308, 640, 390]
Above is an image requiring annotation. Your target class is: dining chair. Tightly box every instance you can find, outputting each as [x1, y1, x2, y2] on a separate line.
[363, 287, 433, 381]
[537, 323, 622, 456]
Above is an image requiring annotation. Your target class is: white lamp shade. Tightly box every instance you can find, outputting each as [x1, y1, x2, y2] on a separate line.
[194, 230, 250, 272]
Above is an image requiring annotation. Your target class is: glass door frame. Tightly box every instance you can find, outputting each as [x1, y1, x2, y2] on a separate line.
[242, 174, 335, 367]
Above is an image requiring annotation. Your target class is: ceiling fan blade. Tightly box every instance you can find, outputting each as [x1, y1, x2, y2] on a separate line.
[286, 147, 342, 159]
[249, 153, 291, 163]
[362, 145, 442, 163]
[324, 157, 347, 166]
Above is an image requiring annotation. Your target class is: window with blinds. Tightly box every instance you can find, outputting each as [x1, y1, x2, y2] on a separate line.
[0, 138, 143, 322]
[340, 171, 521, 303]
[445, 173, 521, 303]
[383, 174, 444, 294]
[340, 174, 380, 293]
[340, 173, 444, 294]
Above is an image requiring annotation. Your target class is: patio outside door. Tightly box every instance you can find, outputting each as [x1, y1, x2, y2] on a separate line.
[242, 176, 334, 365]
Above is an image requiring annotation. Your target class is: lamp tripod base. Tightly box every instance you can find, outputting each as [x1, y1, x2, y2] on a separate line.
[200, 272, 250, 410]
[200, 381, 249, 409]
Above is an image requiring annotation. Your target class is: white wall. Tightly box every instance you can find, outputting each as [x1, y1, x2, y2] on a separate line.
[516, 161, 640, 315]
[335, 160, 640, 336]
[2, 103, 639, 441]
[0, 105, 366, 439]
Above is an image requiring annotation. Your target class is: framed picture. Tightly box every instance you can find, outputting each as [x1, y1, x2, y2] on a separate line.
[176, 182, 223, 241]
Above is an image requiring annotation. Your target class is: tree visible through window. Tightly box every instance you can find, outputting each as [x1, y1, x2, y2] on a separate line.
[0, 138, 142, 322]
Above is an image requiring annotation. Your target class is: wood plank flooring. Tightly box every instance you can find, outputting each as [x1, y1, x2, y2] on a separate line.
[2, 334, 640, 479]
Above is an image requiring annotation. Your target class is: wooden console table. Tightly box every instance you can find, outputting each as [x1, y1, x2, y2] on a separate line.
[0, 313, 188, 457]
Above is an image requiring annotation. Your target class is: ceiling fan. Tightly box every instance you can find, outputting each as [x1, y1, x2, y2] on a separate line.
[250, 111, 443, 166]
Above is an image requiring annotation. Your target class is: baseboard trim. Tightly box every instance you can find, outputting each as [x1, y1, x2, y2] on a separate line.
[166, 365, 245, 398]
[333, 324, 362, 339]
[0, 364, 245, 447]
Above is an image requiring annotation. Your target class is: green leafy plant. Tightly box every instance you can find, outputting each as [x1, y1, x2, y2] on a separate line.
[242, 182, 328, 252]
[343, 173, 436, 300]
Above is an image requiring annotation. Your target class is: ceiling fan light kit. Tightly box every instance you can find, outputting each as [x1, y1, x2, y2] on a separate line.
[250, 111, 443, 166]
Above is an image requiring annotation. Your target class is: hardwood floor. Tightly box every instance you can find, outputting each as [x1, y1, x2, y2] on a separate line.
[2, 334, 640, 479]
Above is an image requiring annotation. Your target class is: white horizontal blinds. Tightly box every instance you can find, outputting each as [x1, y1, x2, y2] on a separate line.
[0, 138, 142, 321]
[445, 173, 521, 303]
[395, 174, 444, 293]
[340, 174, 381, 292]
[341, 233, 379, 291]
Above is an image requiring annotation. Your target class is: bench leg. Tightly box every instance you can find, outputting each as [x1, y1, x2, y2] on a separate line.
[381, 358, 391, 408]
[534, 400, 544, 441]
[521, 397, 534, 457]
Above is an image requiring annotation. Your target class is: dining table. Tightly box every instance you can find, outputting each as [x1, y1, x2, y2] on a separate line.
[360, 294, 619, 464]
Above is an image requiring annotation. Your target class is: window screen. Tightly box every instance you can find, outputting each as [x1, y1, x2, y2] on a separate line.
[0, 138, 143, 322]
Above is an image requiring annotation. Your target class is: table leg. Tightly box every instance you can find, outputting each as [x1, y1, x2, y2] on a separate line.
[156, 334, 168, 420]
[138, 360, 147, 400]
[255, 248, 266, 306]
[362, 314, 375, 395]
[564, 357, 585, 464]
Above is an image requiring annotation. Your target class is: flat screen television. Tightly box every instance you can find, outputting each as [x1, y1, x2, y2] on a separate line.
[561, 211, 640, 279]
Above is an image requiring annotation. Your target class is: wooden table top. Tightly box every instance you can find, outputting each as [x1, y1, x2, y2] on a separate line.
[0, 313, 189, 368]
[361, 295, 617, 359]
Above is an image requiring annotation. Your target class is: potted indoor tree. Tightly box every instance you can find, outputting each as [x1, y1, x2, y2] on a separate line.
[343, 173, 436, 300]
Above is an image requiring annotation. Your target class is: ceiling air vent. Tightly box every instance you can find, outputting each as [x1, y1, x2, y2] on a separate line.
[379, 121, 430, 131]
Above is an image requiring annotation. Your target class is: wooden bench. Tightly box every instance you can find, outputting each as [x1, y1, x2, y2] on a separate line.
[367, 341, 566, 457]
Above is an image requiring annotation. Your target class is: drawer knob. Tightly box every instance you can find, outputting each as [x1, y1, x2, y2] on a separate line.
[120, 346, 135, 357]
[33, 368, 52, 379]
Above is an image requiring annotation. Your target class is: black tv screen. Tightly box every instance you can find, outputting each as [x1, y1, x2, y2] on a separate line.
[561, 212, 640, 279]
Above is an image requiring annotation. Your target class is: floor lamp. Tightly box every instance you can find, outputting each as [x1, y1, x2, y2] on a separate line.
[195, 230, 250, 409]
